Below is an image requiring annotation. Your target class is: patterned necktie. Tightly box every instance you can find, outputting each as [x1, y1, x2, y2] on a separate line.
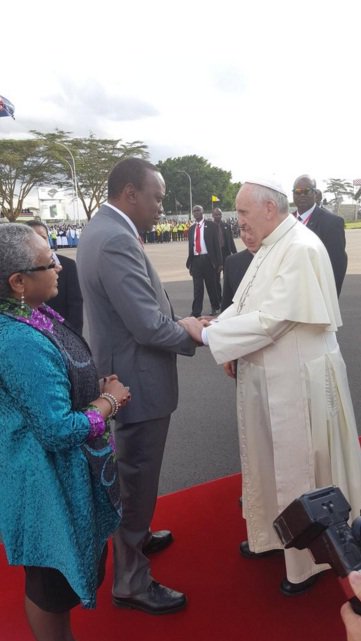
[195, 223, 201, 254]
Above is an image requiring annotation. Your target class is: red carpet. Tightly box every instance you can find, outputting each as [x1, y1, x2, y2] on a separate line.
[0, 474, 347, 641]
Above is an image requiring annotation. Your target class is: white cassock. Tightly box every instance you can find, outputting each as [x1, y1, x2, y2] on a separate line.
[207, 214, 361, 583]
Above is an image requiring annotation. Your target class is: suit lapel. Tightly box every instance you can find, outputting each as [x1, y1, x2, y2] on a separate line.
[100, 205, 135, 233]
[100, 205, 171, 316]
[203, 221, 211, 244]
[307, 206, 321, 232]
[143, 251, 172, 317]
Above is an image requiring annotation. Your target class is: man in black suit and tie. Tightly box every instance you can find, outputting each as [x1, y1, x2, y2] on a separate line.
[221, 224, 262, 310]
[186, 205, 223, 316]
[221, 250, 254, 311]
[211, 207, 237, 302]
[293, 175, 347, 296]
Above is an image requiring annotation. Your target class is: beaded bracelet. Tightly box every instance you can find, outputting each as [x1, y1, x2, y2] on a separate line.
[100, 392, 120, 418]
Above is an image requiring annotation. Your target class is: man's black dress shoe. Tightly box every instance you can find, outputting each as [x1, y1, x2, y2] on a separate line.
[143, 530, 173, 554]
[112, 581, 186, 615]
[240, 540, 282, 559]
[280, 575, 318, 596]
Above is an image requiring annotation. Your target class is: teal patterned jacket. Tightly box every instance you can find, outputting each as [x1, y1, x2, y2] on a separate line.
[0, 314, 120, 608]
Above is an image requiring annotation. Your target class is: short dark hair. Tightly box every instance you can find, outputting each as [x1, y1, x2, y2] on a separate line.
[26, 220, 49, 233]
[293, 174, 316, 189]
[108, 157, 158, 199]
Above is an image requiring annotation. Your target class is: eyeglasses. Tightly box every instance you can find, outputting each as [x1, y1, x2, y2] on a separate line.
[18, 260, 58, 274]
[292, 188, 314, 196]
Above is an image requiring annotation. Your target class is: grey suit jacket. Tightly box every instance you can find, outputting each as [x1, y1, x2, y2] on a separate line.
[77, 205, 195, 424]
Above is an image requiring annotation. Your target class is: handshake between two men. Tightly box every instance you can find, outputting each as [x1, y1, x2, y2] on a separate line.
[178, 315, 237, 381]
[178, 315, 208, 344]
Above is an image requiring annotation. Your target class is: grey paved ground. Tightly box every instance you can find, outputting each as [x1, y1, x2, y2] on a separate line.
[64, 230, 361, 495]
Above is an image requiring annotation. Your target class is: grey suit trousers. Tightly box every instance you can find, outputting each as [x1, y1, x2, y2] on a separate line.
[112, 415, 171, 596]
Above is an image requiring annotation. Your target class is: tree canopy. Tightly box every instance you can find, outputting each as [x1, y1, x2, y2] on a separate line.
[324, 178, 354, 214]
[32, 130, 149, 220]
[0, 130, 148, 221]
[0, 133, 241, 222]
[156, 155, 240, 215]
[0, 138, 57, 222]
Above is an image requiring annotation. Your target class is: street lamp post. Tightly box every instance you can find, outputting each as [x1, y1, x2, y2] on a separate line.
[58, 156, 77, 222]
[177, 170, 192, 220]
[53, 141, 80, 223]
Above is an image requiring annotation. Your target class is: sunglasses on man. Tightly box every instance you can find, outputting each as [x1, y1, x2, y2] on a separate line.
[292, 188, 315, 196]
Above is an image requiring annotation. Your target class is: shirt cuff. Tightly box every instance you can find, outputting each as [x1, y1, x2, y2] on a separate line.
[201, 327, 209, 345]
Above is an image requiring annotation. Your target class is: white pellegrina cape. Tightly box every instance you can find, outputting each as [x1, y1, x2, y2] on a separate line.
[207, 215, 361, 583]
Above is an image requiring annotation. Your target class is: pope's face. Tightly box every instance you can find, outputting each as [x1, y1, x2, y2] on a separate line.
[236, 184, 272, 244]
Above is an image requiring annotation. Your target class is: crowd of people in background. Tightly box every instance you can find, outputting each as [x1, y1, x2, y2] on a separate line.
[140, 218, 240, 243]
[43, 218, 241, 249]
[48, 224, 84, 249]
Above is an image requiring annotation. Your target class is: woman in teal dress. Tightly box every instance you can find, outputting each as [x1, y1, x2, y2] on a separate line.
[0, 224, 131, 641]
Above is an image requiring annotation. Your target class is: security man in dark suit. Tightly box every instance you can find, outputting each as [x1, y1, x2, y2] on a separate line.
[186, 205, 223, 316]
[221, 249, 254, 311]
[211, 207, 237, 302]
[293, 175, 347, 296]
[51, 254, 83, 334]
[220, 223, 262, 311]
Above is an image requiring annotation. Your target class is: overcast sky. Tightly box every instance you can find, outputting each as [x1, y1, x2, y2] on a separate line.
[2, 0, 361, 199]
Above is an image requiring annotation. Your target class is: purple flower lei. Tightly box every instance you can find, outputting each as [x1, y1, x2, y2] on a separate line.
[84, 406, 115, 453]
[0, 300, 65, 334]
[39, 303, 65, 324]
[16, 308, 56, 333]
[84, 408, 106, 438]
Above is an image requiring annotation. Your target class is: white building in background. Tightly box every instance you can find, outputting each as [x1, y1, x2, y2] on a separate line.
[38, 187, 74, 222]
[12, 186, 87, 224]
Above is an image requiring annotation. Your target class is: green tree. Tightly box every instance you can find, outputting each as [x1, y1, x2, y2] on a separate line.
[156, 155, 239, 216]
[32, 130, 149, 220]
[324, 178, 354, 215]
[223, 181, 241, 211]
[0, 138, 57, 222]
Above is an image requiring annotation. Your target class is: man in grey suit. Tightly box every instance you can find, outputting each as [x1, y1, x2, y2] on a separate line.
[77, 158, 196, 614]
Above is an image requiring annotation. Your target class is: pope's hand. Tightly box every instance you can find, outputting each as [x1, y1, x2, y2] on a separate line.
[224, 360, 237, 379]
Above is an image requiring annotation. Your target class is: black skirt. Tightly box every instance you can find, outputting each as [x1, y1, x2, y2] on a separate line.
[24, 544, 108, 613]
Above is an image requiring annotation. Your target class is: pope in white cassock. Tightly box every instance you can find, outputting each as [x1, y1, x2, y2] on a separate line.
[179, 179, 361, 595]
